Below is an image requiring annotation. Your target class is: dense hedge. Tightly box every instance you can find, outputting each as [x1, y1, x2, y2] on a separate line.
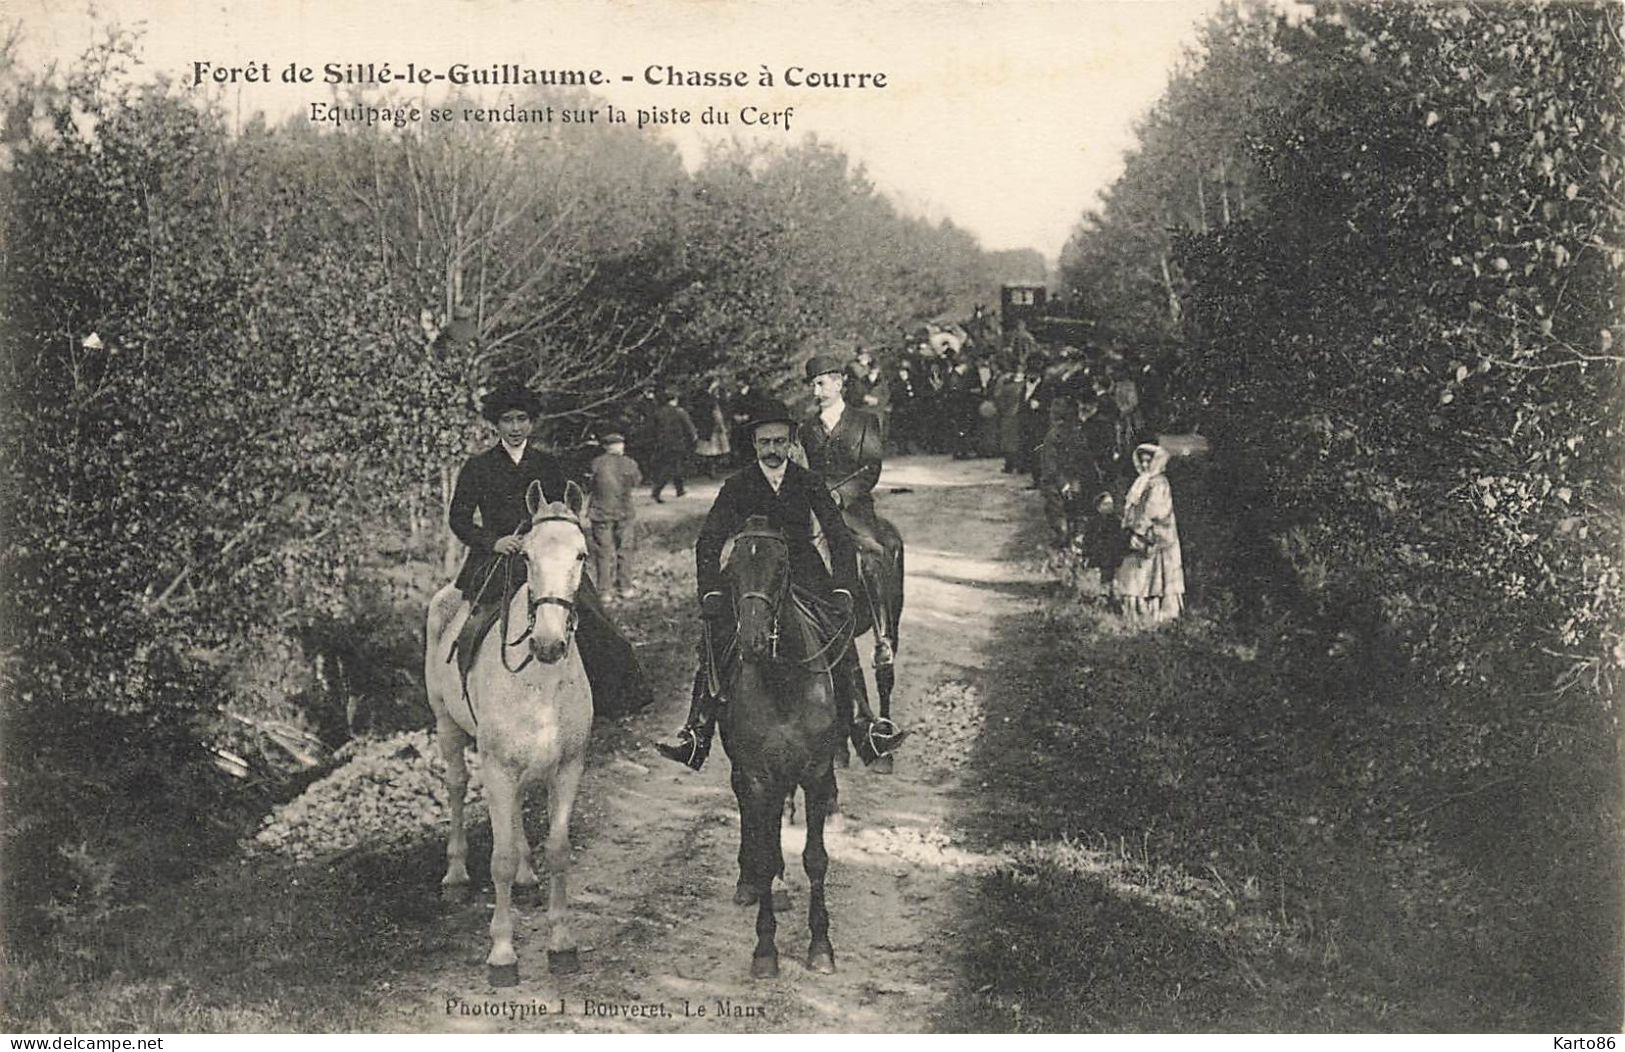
[1063, 1, 1622, 710]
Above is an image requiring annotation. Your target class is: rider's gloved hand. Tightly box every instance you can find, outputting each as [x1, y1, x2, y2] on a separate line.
[831, 589, 854, 617]
[700, 591, 728, 621]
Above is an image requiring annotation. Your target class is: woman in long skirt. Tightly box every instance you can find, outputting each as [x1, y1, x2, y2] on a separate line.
[1113, 443, 1184, 625]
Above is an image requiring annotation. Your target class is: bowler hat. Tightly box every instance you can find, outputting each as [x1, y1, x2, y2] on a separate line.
[804, 353, 848, 382]
[480, 381, 542, 422]
[746, 399, 799, 433]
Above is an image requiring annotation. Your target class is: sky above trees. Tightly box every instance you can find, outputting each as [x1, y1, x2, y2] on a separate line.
[12, 0, 1219, 262]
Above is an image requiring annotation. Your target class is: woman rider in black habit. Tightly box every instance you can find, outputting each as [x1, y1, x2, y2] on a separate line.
[449, 382, 652, 717]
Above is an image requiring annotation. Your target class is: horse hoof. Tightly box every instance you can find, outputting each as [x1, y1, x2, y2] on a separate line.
[487, 962, 519, 987]
[548, 948, 581, 975]
[870, 754, 894, 775]
[771, 887, 793, 912]
[441, 883, 473, 905]
[750, 953, 780, 980]
[806, 945, 837, 974]
[734, 883, 759, 907]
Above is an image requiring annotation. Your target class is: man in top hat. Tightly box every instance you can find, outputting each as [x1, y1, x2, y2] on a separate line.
[654, 399, 897, 771]
[449, 381, 652, 717]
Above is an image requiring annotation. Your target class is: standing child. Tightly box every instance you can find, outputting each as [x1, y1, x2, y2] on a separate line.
[588, 433, 643, 599]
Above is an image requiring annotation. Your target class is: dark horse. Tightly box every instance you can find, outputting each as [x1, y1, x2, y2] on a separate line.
[717, 516, 845, 978]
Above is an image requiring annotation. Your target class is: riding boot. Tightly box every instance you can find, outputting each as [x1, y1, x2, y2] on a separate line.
[835, 650, 908, 765]
[655, 665, 717, 771]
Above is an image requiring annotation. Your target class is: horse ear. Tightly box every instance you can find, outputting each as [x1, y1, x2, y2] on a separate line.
[564, 479, 587, 518]
[526, 479, 546, 519]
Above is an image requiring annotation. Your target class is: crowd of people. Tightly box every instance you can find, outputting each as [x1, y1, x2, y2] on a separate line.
[444, 314, 1186, 757]
[592, 317, 1183, 628]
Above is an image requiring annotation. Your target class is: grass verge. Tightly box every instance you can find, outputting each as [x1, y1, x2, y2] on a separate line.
[937, 459, 1620, 1032]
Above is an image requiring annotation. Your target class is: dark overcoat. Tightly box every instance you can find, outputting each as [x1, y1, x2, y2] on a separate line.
[696, 461, 859, 602]
[800, 405, 883, 516]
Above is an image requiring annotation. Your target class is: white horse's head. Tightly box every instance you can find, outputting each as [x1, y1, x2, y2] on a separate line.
[521, 479, 589, 664]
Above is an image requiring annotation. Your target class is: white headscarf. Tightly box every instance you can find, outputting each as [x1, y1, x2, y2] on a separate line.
[1122, 443, 1170, 524]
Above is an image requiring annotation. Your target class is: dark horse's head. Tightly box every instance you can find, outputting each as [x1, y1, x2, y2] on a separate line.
[724, 516, 791, 661]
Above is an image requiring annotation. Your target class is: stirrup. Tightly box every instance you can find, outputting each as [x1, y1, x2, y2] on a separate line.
[851, 717, 907, 765]
[655, 727, 710, 771]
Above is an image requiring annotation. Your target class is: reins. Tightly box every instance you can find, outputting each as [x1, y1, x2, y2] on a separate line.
[463, 509, 584, 724]
[728, 529, 854, 675]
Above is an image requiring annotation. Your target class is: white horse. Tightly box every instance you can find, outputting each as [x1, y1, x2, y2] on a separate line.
[424, 480, 593, 986]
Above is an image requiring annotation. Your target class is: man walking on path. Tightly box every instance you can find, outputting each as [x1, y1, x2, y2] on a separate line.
[587, 432, 642, 599]
[649, 390, 698, 503]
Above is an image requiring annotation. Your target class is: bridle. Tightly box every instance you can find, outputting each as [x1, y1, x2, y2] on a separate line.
[501, 511, 584, 675]
[724, 524, 853, 672]
[730, 526, 791, 661]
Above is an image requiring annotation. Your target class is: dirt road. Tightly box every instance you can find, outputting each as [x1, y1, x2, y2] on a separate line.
[378, 455, 1048, 1033]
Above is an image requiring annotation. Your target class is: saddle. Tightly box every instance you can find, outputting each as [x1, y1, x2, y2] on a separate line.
[450, 601, 505, 697]
[447, 556, 524, 700]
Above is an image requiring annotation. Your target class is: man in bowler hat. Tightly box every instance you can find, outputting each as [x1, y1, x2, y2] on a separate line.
[655, 399, 901, 771]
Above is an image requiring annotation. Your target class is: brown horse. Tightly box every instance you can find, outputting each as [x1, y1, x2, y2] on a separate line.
[424, 481, 593, 986]
[717, 517, 843, 978]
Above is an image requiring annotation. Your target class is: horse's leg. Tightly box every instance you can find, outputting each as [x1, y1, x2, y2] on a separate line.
[484, 764, 522, 986]
[733, 766, 765, 906]
[802, 768, 836, 974]
[750, 788, 784, 979]
[435, 713, 473, 902]
[875, 545, 903, 720]
[732, 768, 781, 977]
[512, 789, 540, 900]
[544, 753, 586, 974]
